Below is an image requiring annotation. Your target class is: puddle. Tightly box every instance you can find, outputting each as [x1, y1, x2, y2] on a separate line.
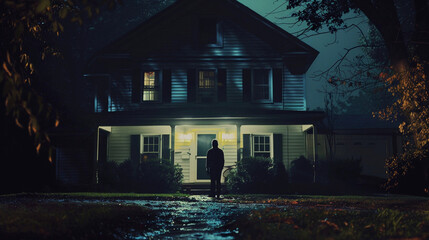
[120, 197, 271, 239]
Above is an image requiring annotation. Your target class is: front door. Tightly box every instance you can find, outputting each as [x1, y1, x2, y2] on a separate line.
[196, 134, 216, 180]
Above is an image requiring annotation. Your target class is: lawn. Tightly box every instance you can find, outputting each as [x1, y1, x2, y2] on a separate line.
[1, 193, 428, 239]
[223, 194, 429, 240]
[0, 201, 156, 240]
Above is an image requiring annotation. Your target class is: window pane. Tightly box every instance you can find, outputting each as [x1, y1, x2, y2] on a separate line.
[255, 145, 259, 151]
[265, 144, 270, 151]
[254, 70, 269, 85]
[144, 137, 148, 144]
[144, 145, 148, 152]
[255, 137, 259, 143]
[149, 145, 153, 152]
[253, 86, 269, 100]
[154, 145, 158, 152]
[143, 71, 159, 101]
[198, 71, 215, 89]
[149, 137, 153, 144]
[154, 137, 159, 144]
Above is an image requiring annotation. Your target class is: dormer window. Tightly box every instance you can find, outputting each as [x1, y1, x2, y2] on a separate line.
[198, 18, 222, 47]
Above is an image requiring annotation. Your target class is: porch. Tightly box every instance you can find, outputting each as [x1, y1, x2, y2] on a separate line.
[96, 123, 319, 184]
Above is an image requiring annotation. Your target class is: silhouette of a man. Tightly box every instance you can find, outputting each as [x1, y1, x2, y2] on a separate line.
[206, 139, 224, 198]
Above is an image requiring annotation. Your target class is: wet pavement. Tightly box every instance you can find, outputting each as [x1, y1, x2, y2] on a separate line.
[120, 196, 272, 239]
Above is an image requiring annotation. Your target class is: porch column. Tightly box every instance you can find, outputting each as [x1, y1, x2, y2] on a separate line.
[312, 124, 317, 183]
[171, 125, 175, 164]
[236, 124, 241, 162]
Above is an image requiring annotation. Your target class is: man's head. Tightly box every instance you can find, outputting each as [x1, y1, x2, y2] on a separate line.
[212, 139, 218, 148]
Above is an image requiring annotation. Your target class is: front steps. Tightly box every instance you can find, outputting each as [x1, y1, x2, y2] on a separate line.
[181, 183, 227, 195]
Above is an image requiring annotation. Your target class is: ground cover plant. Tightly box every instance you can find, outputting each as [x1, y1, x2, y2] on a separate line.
[226, 157, 288, 193]
[226, 207, 429, 240]
[223, 195, 429, 239]
[0, 200, 156, 240]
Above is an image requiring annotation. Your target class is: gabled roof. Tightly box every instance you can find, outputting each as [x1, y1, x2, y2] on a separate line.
[90, 0, 318, 74]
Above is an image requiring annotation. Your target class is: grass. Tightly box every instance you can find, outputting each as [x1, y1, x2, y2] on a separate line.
[222, 194, 429, 239]
[225, 207, 429, 240]
[223, 194, 429, 210]
[1, 192, 189, 199]
[0, 201, 156, 240]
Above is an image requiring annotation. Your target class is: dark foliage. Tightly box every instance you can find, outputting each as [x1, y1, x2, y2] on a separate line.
[226, 157, 288, 193]
[290, 156, 362, 186]
[99, 158, 183, 193]
[385, 155, 429, 196]
[290, 156, 313, 183]
[318, 158, 362, 185]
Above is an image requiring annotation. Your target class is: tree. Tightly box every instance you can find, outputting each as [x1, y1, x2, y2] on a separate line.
[0, 0, 125, 161]
[283, 0, 429, 192]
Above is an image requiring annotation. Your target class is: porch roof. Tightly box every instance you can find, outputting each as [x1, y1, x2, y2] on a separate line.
[94, 108, 324, 126]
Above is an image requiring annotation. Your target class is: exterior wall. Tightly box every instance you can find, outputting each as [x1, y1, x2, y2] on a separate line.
[174, 125, 237, 183]
[105, 126, 171, 163]
[95, 17, 307, 112]
[306, 133, 402, 178]
[102, 124, 306, 183]
[241, 125, 306, 171]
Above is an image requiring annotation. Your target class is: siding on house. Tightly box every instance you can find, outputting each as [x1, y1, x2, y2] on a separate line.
[106, 126, 171, 163]
[95, 16, 307, 112]
[241, 125, 306, 172]
[306, 134, 399, 178]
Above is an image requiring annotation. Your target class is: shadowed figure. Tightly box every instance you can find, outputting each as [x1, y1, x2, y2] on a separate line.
[206, 139, 224, 198]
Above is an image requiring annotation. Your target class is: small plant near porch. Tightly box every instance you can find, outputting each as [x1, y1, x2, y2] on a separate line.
[99, 158, 183, 193]
[226, 157, 288, 193]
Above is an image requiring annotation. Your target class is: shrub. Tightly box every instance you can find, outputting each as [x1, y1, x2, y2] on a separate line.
[226, 157, 288, 193]
[290, 156, 313, 183]
[98, 158, 183, 193]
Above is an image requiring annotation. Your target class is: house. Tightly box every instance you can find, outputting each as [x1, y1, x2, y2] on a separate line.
[56, 0, 324, 185]
[306, 114, 401, 180]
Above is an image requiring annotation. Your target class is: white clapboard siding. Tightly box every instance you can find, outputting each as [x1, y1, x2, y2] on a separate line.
[283, 70, 305, 111]
[107, 126, 171, 163]
[241, 125, 306, 171]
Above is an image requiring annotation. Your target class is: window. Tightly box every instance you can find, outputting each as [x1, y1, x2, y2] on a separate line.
[141, 136, 160, 160]
[198, 18, 222, 47]
[197, 70, 216, 102]
[143, 71, 160, 102]
[253, 135, 271, 158]
[252, 69, 272, 102]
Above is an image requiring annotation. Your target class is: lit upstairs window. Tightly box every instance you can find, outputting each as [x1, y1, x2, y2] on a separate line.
[197, 70, 216, 102]
[143, 71, 160, 102]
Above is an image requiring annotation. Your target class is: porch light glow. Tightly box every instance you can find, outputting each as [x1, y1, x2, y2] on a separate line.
[222, 133, 234, 141]
[178, 133, 193, 141]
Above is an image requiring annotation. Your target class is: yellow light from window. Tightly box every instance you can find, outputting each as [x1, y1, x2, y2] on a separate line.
[178, 133, 193, 142]
[222, 133, 234, 141]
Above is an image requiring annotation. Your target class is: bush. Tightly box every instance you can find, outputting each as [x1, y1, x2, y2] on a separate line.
[226, 157, 288, 193]
[290, 156, 313, 183]
[98, 158, 183, 193]
[290, 156, 362, 185]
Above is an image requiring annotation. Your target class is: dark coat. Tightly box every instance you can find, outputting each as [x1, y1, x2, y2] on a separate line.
[206, 147, 225, 172]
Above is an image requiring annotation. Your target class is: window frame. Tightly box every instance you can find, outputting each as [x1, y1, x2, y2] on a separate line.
[196, 69, 218, 103]
[140, 135, 161, 160]
[197, 17, 223, 48]
[251, 69, 273, 103]
[142, 70, 162, 103]
[252, 134, 273, 159]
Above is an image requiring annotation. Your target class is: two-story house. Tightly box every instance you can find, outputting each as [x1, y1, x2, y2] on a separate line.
[56, 0, 324, 185]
